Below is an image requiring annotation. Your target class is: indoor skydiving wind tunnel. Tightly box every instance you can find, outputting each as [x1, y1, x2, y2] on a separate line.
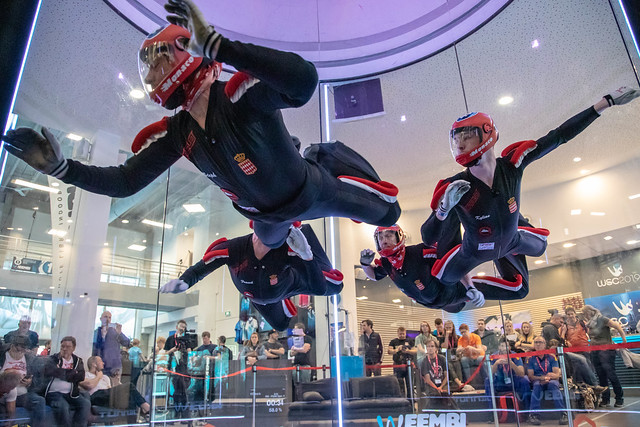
[1, 0, 640, 426]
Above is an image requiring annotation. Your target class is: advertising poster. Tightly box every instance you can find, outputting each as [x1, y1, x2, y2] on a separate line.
[584, 290, 640, 330]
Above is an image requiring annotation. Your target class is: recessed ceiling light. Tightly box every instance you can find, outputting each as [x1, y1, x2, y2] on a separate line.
[7, 227, 13, 230]
[629, 193, 640, 200]
[47, 229, 67, 237]
[142, 219, 173, 229]
[158, 241, 162, 244]
[104, 242, 108, 246]
[590, 212, 605, 216]
[356, 296, 369, 300]
[12, 179, 60, 194]
[563, 242, 576, 248]
[121, 219, 129, 224]
[392, 299, 401, 303]
[17, 228, 22, 231]
[635, 224, 640, 229]
[37, 294, 43, 297]
[67, 219, 73, 223]
[531, 39, 540, 48]
[570, 209, 581, 215]
[0, 287, 6, 290]
[49, 286, 55, 289]
[604, 236, 613, 240]
[400, 115, 406, 122]
[183, 203, 205, 213]
[216, 232, 219, 236]
[580, 169, 590, 175]
[129, 89, 145, 99]
[65, 301, 71, 304]
[51, 182, 60, 187]
[477, 272, 486, 276]
[498, 96, 514, 105]
[627, 240, 639, 245]
[183, 232, 189, 236]
[79, 294, 85, 298]
[399, 305, 405, 309]
[66, 133, 82, 141]
[534, 260, 545, 265]
[128, 244, 147, 251]
[573, 157, 581, 162]
[65, 239, 71, 243]
[142, 240, 147, 243]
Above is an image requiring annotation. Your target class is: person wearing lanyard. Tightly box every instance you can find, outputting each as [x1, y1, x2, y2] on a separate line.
[484, 339, 530, 422]
[526, 336, 568, 425]
[421, 340, 450, 408]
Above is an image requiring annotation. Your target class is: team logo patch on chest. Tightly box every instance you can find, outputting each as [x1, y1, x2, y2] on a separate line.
[234, 153, 257, 175]
[507, 196, 518, 213]
[414, 280, 425, 290]
[182, 131, 196, 158]
[479, 226, 492, 236]
[269, 274, 278, 286]
[243, 291, 254, 299]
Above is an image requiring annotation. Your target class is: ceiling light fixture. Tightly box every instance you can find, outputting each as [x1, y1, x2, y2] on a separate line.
[590, 212, 605, 216]
[51, 182, 60, 187]
[573, 157, 581, 162]
[12, 178, 60, 194]
[563, 242, 576, 248]
[37, 294, 43, 297]
[531, 39, 539, 48]
[183, 203, 205, 213]
[629, 193, 640, 200]
[121, 219, 129, 224]
[104, 242, 108, 246]
[498, 96, 513, 105]
[129, 89, 145, 99]
[392, 299, 401, 303]
[356, 296, 369, 301]
[570, 209, 581, 215]
[66, 133, 83, 141]
[627, 240, 639, 245]
[128, 244, 147, 251]
[534, 260, 545, 265]
[400, 115, 406, 122]
[580, 169, 590, 175]
[399, 305, 405, 309]
[604, 236, 613, 240]
[142, 219, 173, 229]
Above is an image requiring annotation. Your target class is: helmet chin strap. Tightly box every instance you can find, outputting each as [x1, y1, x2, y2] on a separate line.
[182, 62, 221, 111]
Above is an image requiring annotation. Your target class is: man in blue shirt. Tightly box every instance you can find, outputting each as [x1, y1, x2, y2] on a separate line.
[526, 336, 567, 425]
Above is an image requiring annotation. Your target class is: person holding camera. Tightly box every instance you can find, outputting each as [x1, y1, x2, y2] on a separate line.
[388, 327, 417, 397]
[164, 319, 193, 421]
[93, 311, 130, 377]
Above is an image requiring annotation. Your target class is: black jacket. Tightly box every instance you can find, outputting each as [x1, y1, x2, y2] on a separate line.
[44, 352, 85, 398]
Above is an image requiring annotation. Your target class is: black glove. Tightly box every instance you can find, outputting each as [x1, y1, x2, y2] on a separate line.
[360, 249, 375, 266]
[2, 127, 68, 178]
[165, 0, 221, 59]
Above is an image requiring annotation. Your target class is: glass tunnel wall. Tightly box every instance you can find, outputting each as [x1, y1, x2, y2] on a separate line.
[1, 0, 640, 426]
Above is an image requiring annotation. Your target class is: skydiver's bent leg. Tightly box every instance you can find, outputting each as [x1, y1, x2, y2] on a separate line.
[252, 300, 298, 331]
[473, 254, 530, 300]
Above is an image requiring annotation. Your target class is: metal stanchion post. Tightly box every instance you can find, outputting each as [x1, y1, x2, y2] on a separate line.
[296, 365, 301, 383]
[204, 357, 210, 414]
[252, 365, 257, 427]
[486, 354, 499, 427]
[322, 364, 327, 379]
[557, 347, 574, 427]
[407, 361, 415, 412]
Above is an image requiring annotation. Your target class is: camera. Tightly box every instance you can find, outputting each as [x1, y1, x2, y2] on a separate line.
[176, 330, 198, 350]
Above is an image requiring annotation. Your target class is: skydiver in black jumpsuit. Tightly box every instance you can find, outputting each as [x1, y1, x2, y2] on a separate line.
[422, 86, 640, 299]
[160, 224, 343, 330]
[2, 0, 400, 254]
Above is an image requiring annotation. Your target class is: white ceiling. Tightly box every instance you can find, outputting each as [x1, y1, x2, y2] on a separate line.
[9, 0, 640, 263]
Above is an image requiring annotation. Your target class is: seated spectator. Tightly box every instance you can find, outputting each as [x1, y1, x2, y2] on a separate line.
[0, 335, 46, 427]
[433, 318, 445, 339]
[4, 315, 39, 354]
[526, 336, 567, 425]
[515, 321, 535, 353]
[238, 332, 267, 362]
[80, 356, 150, 416]
[93, 311, 130, 376]
[262, 329, 286, 359]
[457, 323, 485, 386]
[438, 320, 472, 391]
[473, 318, 499, 355]
[40, 340, 51, 356]
[421, 340, 451, 407]
[484, 339, 530, 421]
[44, 336, 91, 427]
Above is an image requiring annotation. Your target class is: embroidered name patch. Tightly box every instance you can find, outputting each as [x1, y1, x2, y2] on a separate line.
[478, 242, 495, 251]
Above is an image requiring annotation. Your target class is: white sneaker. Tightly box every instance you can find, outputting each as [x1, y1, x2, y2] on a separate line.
[462, 384, 475, 392]
[286, 226, 313, 261]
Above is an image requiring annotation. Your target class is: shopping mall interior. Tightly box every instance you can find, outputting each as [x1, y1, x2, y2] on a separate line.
[1, 0, 640, 425]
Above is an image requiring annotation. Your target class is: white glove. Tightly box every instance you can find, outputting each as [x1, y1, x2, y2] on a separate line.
[360, 249, 375, 266]
[2, 127, 68, 178]
[437, 180, 470, 219]
[286, 226, 313, 261]
[165, 0, 221, 59]
[466, 286, 485, 307]
[160, 279, 189, 294]
[604, 86, 640, 106]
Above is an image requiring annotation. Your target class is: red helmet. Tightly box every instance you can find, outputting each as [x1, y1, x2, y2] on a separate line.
[374, 225, 405, 252]
[449, 112, 498, 167]
[138, 25, 205, 109]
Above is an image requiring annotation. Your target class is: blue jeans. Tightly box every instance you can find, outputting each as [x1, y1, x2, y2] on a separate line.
[484, 376, 531, 409]
[15, 392, 46, 427]
[46, 391, 91, 427]
[530, 380, 564, 413]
